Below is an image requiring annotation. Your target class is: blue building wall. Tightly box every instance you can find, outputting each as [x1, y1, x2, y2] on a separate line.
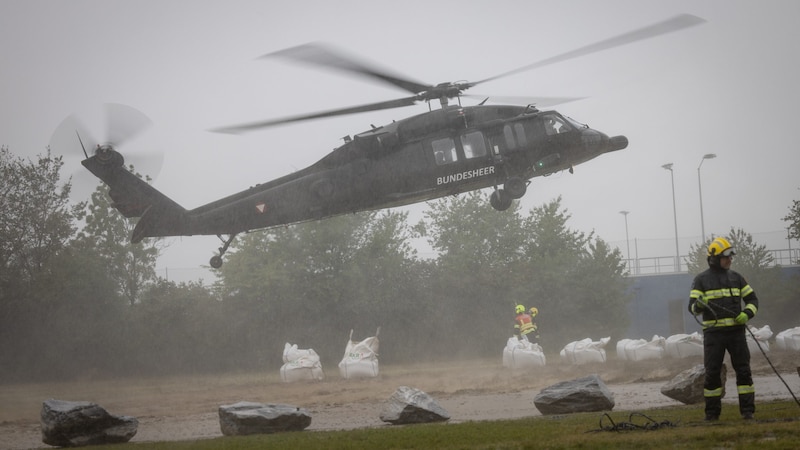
[624, 266, 800, 339]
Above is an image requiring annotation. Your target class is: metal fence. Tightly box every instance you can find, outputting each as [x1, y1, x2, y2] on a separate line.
[623, 248, 800, 276]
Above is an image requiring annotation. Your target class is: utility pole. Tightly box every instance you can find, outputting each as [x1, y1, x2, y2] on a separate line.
[697, 153, 716, 243]
[662, 163, 680, 272]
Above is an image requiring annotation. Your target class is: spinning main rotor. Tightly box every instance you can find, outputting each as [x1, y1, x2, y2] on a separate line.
[213, 14, 705, 134]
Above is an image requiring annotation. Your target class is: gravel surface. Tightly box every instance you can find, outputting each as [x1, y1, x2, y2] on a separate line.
[2, 355, 798, 449]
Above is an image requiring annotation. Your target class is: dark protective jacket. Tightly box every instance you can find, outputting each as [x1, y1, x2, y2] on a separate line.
[688, 266, 758, 331]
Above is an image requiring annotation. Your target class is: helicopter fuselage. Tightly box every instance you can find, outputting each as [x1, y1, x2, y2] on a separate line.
[82, 104, 627, 250]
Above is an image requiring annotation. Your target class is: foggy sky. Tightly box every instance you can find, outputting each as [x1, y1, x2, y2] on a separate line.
[2, 0, 799, 283]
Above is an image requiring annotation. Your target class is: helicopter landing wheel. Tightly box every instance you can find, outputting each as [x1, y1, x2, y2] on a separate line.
[210, 233, 237, 269]
[490, 189, 513, 211]
[504, 177, 527, 199]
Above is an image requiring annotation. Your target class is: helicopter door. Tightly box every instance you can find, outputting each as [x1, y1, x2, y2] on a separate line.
[430, 131, 495, 191]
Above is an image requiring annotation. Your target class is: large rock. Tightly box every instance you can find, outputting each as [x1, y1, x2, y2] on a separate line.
[218, 401, 311, 436]
[41, 399, 138, 447]
[533, 374, 615, 415]
[661, 364, 727, 404]
[379, 386, 450, 424]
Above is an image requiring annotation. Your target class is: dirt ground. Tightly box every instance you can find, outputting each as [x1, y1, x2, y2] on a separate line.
[1, 353, 798, 449]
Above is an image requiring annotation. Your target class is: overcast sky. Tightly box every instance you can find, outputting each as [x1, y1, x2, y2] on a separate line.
[2, 0, 799, 283]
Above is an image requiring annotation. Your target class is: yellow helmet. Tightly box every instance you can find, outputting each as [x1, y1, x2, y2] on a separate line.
[529, 307, 538, 317]
[515, 304, 525, 314]
[707, 237, 735, 257]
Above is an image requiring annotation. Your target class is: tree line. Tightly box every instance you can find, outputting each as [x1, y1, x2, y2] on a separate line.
[1, 147, 798, 382]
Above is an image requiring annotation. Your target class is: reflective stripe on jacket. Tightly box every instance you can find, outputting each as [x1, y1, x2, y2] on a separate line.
[688, 267, 758, 331]
[514, 313, 535, 335]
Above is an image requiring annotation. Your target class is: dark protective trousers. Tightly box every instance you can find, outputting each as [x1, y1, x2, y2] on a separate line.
[703, 327, 755, 417]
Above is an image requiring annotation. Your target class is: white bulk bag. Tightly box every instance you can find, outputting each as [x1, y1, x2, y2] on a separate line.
[616, 339, 636, 361]
[279, 342, 324, 382]
[616, 335, 665, 361]
[503, 336, 546, 369]
[775, 326, 800, 351]
[746, 325, 772, 353]
[338, 328, 380, 379]
[559, 337, 610, 365]
[665, 332, 704, 358]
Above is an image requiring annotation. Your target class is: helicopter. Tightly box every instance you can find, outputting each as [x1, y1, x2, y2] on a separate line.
[72, 14, 704, 269]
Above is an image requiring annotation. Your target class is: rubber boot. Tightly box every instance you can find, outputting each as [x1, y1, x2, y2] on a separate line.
[704, 396, 721, 421]
[739, 392, 755, 419]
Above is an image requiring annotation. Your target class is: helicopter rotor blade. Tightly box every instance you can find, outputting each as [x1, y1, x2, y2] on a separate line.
[215, 14, 704, 134]
[470, 14, 706, 88]
[264, 42, 432, 96]
[105, 103, 153, 147]
[104, 103, 163, 180]
[212, 95, 418, 134]
[463, 94, 587, 108]
[50, 104, 164, 202]
[50, 114, 102, 201]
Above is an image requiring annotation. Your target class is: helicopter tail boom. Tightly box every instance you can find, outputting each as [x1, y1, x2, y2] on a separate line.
[82, 150, 188, 243]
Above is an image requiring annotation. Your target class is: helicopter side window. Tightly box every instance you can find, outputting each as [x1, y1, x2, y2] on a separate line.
[503, 125, 516, 149]
[432, 137, 457, 165]
[461, 131, 487, 159]
[503, 124, 528, 149]
[514, 123, 527, 147]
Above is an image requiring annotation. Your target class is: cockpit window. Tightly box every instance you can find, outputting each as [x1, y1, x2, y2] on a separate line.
[565, 116, 588, 129]
[543, 115, 571, 136]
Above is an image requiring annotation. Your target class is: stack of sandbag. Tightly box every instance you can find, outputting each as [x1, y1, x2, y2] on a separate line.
[280, 342, 324, 382]
[559, 337, 610, 365]
[339, 328, 380, 379]
[615, 335, 665, 361]
[775, 326, 800, 351]
[665, 332, 704, 358]
[503, 336, 546, 369]
[746, 325, 772, 353]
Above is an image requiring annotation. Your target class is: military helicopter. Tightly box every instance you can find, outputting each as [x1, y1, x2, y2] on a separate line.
[72, 14, 704, 269]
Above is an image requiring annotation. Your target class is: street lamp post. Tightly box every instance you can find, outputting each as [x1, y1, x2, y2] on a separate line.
[662, 163, 680, 272]
[697, 153, 716, 243]
[619, 210, 631, 269]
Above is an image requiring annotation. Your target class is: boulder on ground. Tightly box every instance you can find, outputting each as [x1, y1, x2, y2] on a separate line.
[41, 399, 138, 447]
[379, 386, 450, 425]
[218, 401, 311, 436]
[660, 364, 727, 404]
[533, 374, 615, 415]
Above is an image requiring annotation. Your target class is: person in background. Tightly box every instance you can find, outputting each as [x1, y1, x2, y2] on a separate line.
[513, 304, 537, 342]
[688, 236, 759, 421]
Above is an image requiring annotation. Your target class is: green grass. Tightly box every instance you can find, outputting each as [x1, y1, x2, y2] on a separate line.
[121, 400, 800, 449]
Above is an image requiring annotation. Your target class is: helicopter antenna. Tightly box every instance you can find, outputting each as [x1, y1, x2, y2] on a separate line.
[76, 131, 89, 159]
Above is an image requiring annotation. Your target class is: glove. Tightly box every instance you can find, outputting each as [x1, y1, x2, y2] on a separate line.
[694, 301, 707, 311]
[691, 300, 707, 315]
[735, 312, 749, 325]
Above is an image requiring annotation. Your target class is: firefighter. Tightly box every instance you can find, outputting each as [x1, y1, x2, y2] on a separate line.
[513, 304, 537, 341]
[688, 237, 759, 421]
